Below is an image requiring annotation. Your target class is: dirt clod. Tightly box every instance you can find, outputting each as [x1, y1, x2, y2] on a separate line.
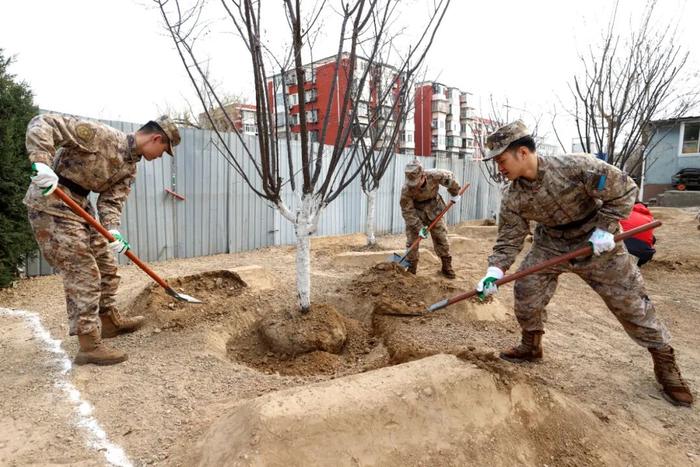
[258, 303, 347, 356]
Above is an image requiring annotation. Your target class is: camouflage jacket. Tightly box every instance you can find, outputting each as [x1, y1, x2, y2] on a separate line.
[400, 169, 461, 230]
[488, 154, 638, 271]
[23, 113, 141, 230]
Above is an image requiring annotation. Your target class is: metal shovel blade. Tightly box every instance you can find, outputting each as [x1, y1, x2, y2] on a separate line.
[388, 252, 411, 269]
[166, 287, 204, 304]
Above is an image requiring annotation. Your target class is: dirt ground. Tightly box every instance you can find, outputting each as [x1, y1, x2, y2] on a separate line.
[1, 207, 699, 466]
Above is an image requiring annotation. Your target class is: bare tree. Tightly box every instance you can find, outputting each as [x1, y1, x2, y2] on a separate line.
[159, 61, 247, 130]
[568, 0, 698, 175]
[155, 0, 450, 312]
[355, 48, 419, 246]
[467, 95, 543, 184]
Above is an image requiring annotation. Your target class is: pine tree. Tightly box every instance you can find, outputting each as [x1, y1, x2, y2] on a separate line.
[0, 50, 39, 287]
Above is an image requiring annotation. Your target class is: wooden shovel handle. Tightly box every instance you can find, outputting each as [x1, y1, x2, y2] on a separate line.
[428, 220, 662, 312]
[52, 187, 172, 291]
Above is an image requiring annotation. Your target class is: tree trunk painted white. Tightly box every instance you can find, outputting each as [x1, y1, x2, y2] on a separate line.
[295, 221, 312, 312]
[365, 187, 378, 246]
[277, 194, 322, 313]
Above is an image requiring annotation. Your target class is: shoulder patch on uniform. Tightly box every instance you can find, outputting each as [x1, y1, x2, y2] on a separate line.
[75, 123, 96, 143]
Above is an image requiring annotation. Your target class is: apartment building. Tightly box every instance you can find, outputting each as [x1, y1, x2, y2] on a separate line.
[414, 81, 484, 159]
[267, 53, 404, 149]
[199, 102, 258, 135]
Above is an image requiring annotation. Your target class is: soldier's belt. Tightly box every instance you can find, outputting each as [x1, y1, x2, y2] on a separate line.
[58, 175, 90, 198]
[414, 197, 438, 205]
[549, 209, 598, 231]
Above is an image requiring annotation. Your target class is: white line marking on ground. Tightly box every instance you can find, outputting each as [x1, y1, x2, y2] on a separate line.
[0, 308, 132, 467]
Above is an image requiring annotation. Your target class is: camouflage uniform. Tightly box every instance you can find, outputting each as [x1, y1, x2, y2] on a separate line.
[400, 166, 461, 266]
[488, 153, 670, 349]
[24, 114, 141, 336]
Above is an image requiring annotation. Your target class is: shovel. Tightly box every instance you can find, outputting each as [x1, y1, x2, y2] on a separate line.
[389, 182, 471, 268]
[424, 220, 661, 314]
[52, 187, 203, 304]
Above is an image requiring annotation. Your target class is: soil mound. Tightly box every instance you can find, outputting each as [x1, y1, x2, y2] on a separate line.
[350, 262, 508, 322]
[447, 235, 485, 256]
[184, 354, 677, 467]
[227, 263, 508, 377]
[644, 258, 700, 274]
[453, 224, 499, 240]
[258, 304, 347, 356]
[334, 250, 439, 269]
[131, 270, 247, 329]
[349, 262, 463, 311]
[228, 312, 389, 377]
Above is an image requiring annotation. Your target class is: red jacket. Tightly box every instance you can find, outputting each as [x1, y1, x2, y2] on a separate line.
[620, 203, 655, 247]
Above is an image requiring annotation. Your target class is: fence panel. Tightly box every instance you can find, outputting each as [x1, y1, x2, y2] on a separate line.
[26, 116, 501, 276]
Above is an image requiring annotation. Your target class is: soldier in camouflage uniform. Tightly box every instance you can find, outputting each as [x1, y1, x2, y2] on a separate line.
[400, 161, 462, 278]
[474, 120, 692, 407]
[25, 113, 180, 365]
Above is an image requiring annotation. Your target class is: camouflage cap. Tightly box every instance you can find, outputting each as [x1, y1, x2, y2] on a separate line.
[404, 161, 424, 188]
[484, 119, 531, 161]
[153, 115, 181, 156]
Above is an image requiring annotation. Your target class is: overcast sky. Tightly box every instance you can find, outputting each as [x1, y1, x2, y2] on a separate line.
[1, 0, 698, 149]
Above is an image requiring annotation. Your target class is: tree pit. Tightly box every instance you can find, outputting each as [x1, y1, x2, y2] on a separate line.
[227, 262, 511, 378]
[130, 270, 248, 330]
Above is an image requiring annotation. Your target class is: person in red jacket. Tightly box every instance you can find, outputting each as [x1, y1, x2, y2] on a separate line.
[621, 202, 656, 266]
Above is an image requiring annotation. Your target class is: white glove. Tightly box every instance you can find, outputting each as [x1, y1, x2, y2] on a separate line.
[475, 266, 504, 300]
[449, 194, 461, 204]
[588, 228, 615, 256]
[30, 162, 58, 196]
[108, 229, 130, 255]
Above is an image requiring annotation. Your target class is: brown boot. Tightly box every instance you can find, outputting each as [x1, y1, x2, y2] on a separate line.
[407, 259, 418, 275]
[100, 306, 145, 338]
[649, 346, 693, 407]
[500, 331, 544, 363]
[74, 329, 128, 366]
[440, 255, 456, 279]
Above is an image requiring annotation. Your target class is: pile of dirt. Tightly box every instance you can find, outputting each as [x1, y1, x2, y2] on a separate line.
[453, 224, 499, 240]
[333, 249, 439, 269]
[258, 304, 348, 356]
[227, 263, 509, 376]
[228, 310, 389, 377]
[350, 242, 390, 252]
[349, 262, 509, 321]
[644, 258, 700, 274]
[348, 262, 464, 312]
[130, 270, 247, 329]
[182, 354, 680, 467]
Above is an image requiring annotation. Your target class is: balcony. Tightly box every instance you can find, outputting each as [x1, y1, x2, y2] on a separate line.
[432, 101, 450, 114]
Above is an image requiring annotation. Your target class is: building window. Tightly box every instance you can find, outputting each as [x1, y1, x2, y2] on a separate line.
[681, 122, 700, 155]
[284, 71, 296, 86]
[305, 110, 319, 123]
[357, 102, 368, 117]
[244, 123, 257, 134]
[304, 89, 317, 103]
[309, 130, 320, 143]
[304, 66, 316, 83]
[290, 113, 300, 126]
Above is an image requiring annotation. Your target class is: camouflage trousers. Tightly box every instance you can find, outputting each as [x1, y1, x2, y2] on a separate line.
[28, 209, 120, 336]
[405, 198, 450, 264]
[513, 232, 670, 349]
